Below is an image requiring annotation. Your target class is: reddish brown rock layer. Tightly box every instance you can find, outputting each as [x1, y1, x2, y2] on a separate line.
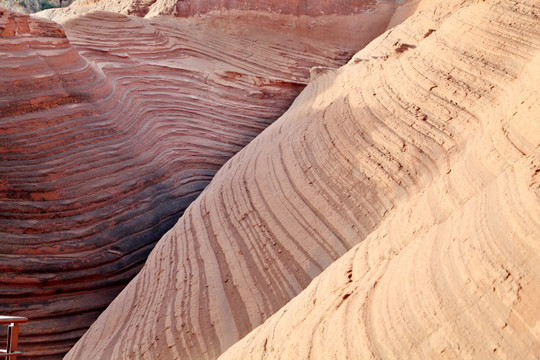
[65, 0, 540, 359]
[0, 7, 397, 359]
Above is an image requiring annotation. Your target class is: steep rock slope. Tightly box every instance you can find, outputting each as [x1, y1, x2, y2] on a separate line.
[65, 0, 540, 359]
[0, 7, 385, 358]
[221, 57, 540, 360]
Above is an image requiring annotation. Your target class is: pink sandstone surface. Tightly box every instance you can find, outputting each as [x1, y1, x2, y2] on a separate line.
[0, 3, 400, 358]
[63, 0, 540, 359]
[41, 0, 394, 20]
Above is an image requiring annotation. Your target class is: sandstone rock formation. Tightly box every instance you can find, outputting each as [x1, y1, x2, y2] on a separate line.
[0, 6, 393, 358]
[64, 0, 540, 359]
[42, 0, 393, 20]
[221, 56, 540, 359]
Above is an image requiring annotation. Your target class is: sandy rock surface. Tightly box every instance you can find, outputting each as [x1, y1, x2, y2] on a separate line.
[0, 6, 396, 358]
[64, 0, 540, 359]
[221, 52, 540, 360]
[40, 0, 394, 19]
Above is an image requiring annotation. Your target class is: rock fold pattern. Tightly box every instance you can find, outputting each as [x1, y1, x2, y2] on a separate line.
[45, 0, 387, 19]
[0, 7, 392, 358]
[65, 0, 540, 359]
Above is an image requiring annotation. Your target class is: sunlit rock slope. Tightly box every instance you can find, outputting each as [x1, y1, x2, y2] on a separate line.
[221, 51, 540, 360]
[65, 0, 540, 359]
[0, 6, 394, 358]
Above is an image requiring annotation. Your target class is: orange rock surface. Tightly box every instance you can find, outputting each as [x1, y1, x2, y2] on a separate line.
[64, 0, 540, 359]
[0, 5, 397, 358]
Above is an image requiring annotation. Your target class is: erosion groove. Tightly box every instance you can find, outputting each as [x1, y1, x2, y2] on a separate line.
[0, 6, 394, 358]
[65, 0, 540, 359]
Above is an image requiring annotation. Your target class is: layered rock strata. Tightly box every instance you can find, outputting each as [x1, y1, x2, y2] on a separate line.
[65, 0, 540, 359]
[41, 0, 396, 20]
[221, 55, 540, 360]
[0, 7, 388, 358]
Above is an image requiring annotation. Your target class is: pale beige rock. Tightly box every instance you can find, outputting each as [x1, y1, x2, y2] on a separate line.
[221, 52, 540, 359]
[220, 1, 540, 358]
[66, 0, 540, 359]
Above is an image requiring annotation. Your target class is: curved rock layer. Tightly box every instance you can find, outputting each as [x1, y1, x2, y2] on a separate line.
[221, 57, 540, 359]
[42, 0, 394, 20]
[145, 0, 381, 18]
[0, 7, 396, 359]
[65, 0, 540, 359]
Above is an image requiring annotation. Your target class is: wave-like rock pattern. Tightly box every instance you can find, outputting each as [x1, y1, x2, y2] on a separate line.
[66, 0, 540, 359]
[221, 57, 540, 359]
[146, 0, 381, 18]
[0, 7, 391, 359]
[43, 0, 390, 19]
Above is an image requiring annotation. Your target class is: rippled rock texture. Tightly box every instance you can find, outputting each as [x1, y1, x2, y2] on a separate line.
[41, 0, 389, 19]
[0, 5, 398, 358]
[65, 0, 540, 359]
